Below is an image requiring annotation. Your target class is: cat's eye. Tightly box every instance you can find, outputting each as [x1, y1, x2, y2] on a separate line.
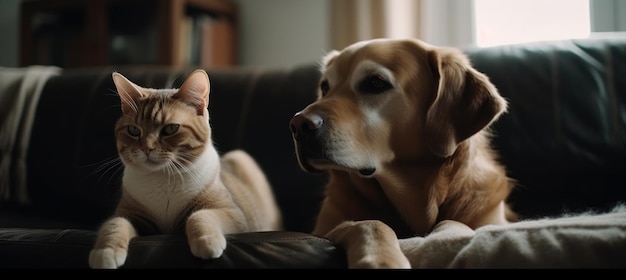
[161, 124, 180, 136]
[127, 125, 141, 137]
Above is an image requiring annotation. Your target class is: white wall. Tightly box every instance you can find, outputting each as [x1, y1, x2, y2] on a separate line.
[231, 0, 330, 67]
[591, 0, 626, 32]
[419, 0, 474, 48]
[0, 0, 20, 67]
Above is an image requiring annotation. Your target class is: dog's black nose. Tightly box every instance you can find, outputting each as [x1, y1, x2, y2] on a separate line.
[289, 112, 323, 140]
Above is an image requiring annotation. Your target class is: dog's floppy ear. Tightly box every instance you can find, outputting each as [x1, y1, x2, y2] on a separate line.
[424, 48, 507, 158]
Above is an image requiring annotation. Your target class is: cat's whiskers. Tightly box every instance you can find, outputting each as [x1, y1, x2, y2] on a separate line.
[166, 158, 191, 188]
[162, 159, 178, 189]
[85, 155, 124, 186]
[171, 155, 203, 187]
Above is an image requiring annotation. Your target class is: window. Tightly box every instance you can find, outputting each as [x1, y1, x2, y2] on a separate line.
[330, 0, 623, 50]
[474, 0, 591, 47]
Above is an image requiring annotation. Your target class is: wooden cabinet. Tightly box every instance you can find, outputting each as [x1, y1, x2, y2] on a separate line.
[19, 0, 238, 68]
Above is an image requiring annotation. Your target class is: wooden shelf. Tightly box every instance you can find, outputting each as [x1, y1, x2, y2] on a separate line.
[19, 0, 238, 68]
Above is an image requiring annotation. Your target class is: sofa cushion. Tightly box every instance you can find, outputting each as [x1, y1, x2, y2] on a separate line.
[0, 229, 345, 268]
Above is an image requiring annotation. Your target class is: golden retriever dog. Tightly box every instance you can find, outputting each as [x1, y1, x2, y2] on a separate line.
[289, 38, 517, 268]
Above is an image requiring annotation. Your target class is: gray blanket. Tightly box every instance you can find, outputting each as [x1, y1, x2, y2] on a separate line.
[0, 65, 61, 205]
[401, 204, 626, 268]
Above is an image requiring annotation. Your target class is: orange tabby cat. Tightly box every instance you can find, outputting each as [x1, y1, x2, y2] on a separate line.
[89, 69, 282, 269]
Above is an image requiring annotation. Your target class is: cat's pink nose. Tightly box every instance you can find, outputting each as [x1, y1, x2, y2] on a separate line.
[143, 148, 155, 155]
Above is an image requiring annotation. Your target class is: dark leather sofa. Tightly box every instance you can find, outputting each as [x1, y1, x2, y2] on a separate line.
[1, 34, 625, 268]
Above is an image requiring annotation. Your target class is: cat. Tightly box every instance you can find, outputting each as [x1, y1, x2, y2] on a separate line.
[89, 69, 282, 269]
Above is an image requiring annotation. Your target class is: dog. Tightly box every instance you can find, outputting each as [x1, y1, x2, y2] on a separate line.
[289, 38, 517, 268]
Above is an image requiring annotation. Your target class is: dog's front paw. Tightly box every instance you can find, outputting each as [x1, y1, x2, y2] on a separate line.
[89, 247, 128, 269]
[188, 233, 227, 259]
[326, 220, 412, 269]
[353, 253, 411, 269]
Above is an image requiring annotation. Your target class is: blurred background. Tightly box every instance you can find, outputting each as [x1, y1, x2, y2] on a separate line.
[1, 0, 625, 69]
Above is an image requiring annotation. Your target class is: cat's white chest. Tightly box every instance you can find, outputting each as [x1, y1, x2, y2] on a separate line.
[122, 149, 218, 232]
[125, 174, 196, 232]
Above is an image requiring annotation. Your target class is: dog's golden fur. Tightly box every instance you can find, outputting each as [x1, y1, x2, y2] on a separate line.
[289, 38, 516, 268]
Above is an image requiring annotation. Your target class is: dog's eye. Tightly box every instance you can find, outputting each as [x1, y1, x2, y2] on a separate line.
[358, 75, 392, 94]
[320, 80, 330, 96]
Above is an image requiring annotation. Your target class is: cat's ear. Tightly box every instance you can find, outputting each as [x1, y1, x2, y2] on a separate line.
[112, 72, 146, 114]
[176, 69, 210, 116]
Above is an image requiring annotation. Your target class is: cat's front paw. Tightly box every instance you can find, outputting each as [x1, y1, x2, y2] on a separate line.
[89, 247, 128, 269]
[188, 233, 227, 259]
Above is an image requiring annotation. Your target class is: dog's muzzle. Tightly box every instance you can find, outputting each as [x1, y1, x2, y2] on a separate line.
[290, 111, 378, 177]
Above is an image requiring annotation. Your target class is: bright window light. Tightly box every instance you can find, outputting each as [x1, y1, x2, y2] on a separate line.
[474, 0, 591, 47]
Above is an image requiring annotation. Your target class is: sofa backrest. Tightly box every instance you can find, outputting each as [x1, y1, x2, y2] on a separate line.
[465, 34, 626, 218]
[5, 35, 626, 231]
